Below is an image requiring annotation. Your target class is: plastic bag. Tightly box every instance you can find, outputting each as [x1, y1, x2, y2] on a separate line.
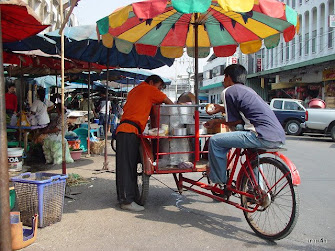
[10, 114, 18, 126]
[42, 134, 74, 164]
[16, 112, 30, 127]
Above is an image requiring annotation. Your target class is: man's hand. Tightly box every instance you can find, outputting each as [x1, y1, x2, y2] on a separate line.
[206, 104, 225, 115]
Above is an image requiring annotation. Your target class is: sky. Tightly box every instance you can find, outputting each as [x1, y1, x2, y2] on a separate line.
[72, 0, 209, 80]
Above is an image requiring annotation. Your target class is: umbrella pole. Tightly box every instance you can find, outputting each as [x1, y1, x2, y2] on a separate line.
[194, 14, 199, 105]
[103, 49, 110, 170]
[55, 70, 58, 98]
[0, 12, 12, 250]
[60, 0, 66, 174]
[87, 63, 91, 157]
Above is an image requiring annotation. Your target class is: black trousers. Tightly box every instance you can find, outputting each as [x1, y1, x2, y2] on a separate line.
[116, 132, 139, 204]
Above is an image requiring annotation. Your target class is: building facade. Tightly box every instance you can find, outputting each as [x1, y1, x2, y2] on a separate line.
[200, 0, 335, 107]
[1, 0, 79, 31]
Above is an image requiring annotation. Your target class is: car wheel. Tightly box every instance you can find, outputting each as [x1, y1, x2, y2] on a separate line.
[331, 126, 335, 142]
[285, 120, 302, 136]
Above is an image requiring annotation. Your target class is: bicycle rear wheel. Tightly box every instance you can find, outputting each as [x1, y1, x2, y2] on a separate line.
[240, 157, 299, 240]
[135, 145, 150, 206]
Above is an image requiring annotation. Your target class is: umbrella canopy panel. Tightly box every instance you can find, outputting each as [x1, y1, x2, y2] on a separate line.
[45, 25, 175, 69]
[0, 0, 49, 43]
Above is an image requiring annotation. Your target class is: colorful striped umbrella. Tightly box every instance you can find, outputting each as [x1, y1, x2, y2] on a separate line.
[97, 0, 299, 99]
[97, 0, 298, 58]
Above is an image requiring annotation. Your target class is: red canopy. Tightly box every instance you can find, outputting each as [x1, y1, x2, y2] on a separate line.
[0, 0, 49, 43]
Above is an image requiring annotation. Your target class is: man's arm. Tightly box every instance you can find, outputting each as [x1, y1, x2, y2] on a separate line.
[163, 97, 174, 105]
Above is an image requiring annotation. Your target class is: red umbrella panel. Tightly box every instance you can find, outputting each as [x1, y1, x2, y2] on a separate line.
[3, 51, 78, 72]
[0, 0, 49, 43]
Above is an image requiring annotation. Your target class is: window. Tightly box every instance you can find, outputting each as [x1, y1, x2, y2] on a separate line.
[292, 0, 296, 8]
[328, 28, 333, 48]
[273, 100, 283, 109]
[292, 38, 295, 59]
[320, 27, 323, 50]
[299, 35, 302, 56]
[286, 43, 289, 60]
[220, 65, 225, 75]
[305, 32, 309, 55]
[284, 101, 303, 110]
[203, 71, 211, 80]
[212, 65, 221, 77]
[312, 30, 316, 53]
[281, 43, 284, 61]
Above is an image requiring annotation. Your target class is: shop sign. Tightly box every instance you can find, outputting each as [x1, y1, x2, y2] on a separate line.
[322, 68, 335, 81]
[329, 15, 335, 28]
[231, 57, 238, 64]
[256, 56, 262, 72]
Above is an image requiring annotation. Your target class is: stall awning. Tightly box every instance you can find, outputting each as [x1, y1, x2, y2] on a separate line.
[200, 83, 222, 91]
[271, 82, 309, 90]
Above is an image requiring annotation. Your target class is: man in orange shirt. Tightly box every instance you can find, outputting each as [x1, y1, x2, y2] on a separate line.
[116, 75, 173, 212]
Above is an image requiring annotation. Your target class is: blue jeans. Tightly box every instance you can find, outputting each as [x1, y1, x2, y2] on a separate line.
[99, 113, 110, 136]
[208, 131, 283, 184]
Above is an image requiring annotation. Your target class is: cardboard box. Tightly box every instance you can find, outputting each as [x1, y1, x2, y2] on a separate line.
[207, 124, 231, 134]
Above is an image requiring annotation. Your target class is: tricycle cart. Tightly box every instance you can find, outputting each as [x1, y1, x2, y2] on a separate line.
[136, 104, 300, 241]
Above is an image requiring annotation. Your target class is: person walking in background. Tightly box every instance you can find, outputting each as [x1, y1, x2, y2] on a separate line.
[5, 83, 18, 117]
[80, 93, 98, 119]
[98, 92, 112, 136]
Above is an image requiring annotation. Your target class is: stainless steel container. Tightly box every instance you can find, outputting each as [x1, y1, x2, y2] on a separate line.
[186, 123, 207, 135]
[152, 105, 195, 166]
[173, 128, 187, 136]
[159, 138, 194, 165]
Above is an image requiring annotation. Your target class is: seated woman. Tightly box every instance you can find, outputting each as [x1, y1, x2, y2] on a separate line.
[30, 89, 54, 126]
[34, 104, 67, 142]
[34, 104, 73, 164]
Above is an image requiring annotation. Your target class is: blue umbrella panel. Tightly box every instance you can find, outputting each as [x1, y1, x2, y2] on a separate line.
[45, 25, 174, 70]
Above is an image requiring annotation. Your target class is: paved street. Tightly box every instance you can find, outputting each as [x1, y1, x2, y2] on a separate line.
[21, 135, 334, 251]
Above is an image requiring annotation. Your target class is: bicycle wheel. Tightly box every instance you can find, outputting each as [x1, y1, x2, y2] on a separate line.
[111, 139, 117, 152]
[240, 157, 299, 240]
[135, 146, 150, 206]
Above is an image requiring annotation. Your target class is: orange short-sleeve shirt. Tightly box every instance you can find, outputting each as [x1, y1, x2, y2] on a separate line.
[116, 81, 167, 134]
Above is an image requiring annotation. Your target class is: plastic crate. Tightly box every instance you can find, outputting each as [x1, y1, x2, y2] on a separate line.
[11, 172, 68, 228]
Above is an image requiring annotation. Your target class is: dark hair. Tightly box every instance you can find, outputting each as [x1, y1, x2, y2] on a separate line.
[224, 64, 247, 84]
[145, 75, 164, 85]
[37, 89, 45, 102]
[83, 93, 89, 99]
[8, 83, 15, 89]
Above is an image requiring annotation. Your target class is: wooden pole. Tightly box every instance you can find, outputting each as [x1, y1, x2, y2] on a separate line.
[60, 0, 66, 174]
[0, 11, 12, 251]
[59, 0, 80, 34]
